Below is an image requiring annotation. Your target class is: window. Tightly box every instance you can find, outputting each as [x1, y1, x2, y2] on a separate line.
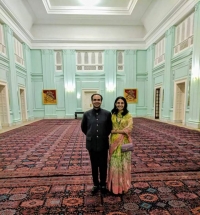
[154, 37, 165, 66]
[14, 37, 24, 66]
[55, 51, 63, 71]
[0, 24, 6, 55]
[117, 51, 124, 71]
[76, 51, 104, 71]
[174, 13, 194, 54]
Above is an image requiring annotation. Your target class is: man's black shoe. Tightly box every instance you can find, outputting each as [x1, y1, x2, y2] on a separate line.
[100, 186, 107, 194]
[91, 186, 99, 195]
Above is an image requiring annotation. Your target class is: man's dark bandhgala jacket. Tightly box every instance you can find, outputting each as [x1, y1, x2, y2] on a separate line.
[81, 108, 112, 152]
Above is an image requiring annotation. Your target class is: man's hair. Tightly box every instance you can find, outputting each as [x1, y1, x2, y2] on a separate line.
[91, 94, 103, 101]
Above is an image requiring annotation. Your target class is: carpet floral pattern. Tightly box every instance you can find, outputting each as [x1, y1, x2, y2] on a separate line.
[0, 118, 200, 214]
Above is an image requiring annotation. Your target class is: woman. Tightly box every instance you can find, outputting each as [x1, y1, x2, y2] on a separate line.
[107, 96, 133, 195]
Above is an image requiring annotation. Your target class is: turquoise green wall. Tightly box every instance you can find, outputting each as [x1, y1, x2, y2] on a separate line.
[0, 1, 200, 128]
[30, 49, 148, 118]
[136, 50, 147, 116]
[188, 1, 200, 128]
[31, 50, 44, 118]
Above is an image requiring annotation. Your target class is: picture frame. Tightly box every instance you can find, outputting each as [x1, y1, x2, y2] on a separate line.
[124, 88, 138, 103]
[42, 89, 57, 105]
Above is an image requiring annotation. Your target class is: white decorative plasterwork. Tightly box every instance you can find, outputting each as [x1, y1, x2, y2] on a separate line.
[42, 0, 138, 15]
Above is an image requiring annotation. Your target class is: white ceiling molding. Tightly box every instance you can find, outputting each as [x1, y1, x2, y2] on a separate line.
[30, 42, 146, 50]
[30, 36, 145, 50]
[145, 0, 196, 48]
[42, 0, 138, 15]
[0, 3, 32, 47]
[0, 0, 197, 50]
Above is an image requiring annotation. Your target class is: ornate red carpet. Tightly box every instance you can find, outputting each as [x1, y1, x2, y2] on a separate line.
[0, 118, 200, 214]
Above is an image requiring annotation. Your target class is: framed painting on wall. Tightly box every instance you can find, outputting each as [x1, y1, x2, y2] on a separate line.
[42, 89, 57, 105]
[124, 88, 138, 103]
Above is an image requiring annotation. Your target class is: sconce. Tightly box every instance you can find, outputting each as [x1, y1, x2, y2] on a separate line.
[77, 92, 81, 99]
[191, 66, 200, 80]
[65, 83, 75, 92]
[106, 83, 115, 92]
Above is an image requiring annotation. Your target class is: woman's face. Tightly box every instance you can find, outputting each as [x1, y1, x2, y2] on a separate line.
[115, 99, 125, 111]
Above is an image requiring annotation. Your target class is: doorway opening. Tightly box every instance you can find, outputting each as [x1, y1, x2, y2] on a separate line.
[0, 83, 10, 127]
[155, 88, 161, 119]
[154, 86, 162, 120]
[174, 81, 186, 124]
[82, 89, 99, 111]
[19, 88, 27, 122]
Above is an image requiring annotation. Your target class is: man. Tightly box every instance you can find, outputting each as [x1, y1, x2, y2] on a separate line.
[81, 93, 112, 195]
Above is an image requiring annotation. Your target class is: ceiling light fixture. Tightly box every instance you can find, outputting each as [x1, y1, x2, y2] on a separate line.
[80, 0, 101, 7]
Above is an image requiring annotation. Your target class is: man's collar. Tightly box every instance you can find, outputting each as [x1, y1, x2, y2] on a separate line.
[92, 108, 101, 112]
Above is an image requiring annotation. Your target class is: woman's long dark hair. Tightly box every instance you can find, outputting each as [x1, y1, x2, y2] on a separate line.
[111, 96, 129, 116]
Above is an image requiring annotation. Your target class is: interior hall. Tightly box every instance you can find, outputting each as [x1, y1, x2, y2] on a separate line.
[0, 0, 200, 214]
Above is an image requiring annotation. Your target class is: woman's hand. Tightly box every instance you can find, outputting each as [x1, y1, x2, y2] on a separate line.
[111, 129, 117, 134]
[111, 129, 125, 134]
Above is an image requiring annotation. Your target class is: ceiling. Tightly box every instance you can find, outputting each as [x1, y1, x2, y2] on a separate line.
[26, 0, 153, 25]
[0, 0, 195, 49]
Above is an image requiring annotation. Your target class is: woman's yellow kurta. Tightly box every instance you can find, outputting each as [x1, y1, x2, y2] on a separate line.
[107, 112, 133, 194]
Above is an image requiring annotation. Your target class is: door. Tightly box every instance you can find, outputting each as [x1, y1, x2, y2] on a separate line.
[174, 82, 185, 123]
[155, 88, 160, 119]
[19, 88, 27, 122]
[82, 90, 99, 111]
[0, 84, 9, 127]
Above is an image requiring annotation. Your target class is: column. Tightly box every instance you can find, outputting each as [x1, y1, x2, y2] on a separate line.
[4, 24, 21, 123]
[23, 43, 34, 120]
[188, 1, 200, 128]
[163, 26, 175, 120]
[104, 50, 117, 111]
[63, 50, 76, 118]
[146, 44, 155, 117]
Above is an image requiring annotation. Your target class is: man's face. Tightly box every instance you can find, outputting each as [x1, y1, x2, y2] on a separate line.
[92, 95, 102, 109]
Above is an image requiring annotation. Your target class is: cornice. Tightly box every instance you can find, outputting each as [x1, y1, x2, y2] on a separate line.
[153, 62, 165, 72]
[145, 0, 196, 48]
[23, 43, 30, 52]
[136, 73, 147, 78]
[153, 70, 164, 78]
[0, 53, 9, 65]
[0, 0, 197, 50]
[75, 71, 105, 76]
[195, 1, 200, 11]
[42, 0, 138, 15]
[171, 47, 193, 64]
[104, 50, 116, 55]
[125, 50, 136, 55]
[0, 4, 32, 47]
[165, 26, 175, 37]
[30, 42, 146, 50]
[16, 68, 27, 78]
[3, 24, 12, 35]
[41, 49, 54, 55]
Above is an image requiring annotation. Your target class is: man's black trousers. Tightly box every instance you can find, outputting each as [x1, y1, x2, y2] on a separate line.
[89, 150, 108, 187]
